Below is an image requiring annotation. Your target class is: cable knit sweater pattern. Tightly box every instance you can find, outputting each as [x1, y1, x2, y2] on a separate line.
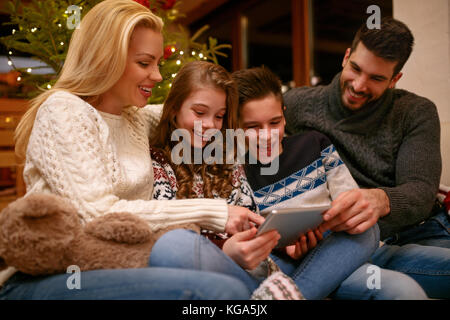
[283, 73, 442, 239]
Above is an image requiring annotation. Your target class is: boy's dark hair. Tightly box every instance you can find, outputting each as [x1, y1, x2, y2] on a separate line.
[351, 17, 414, 76]
[232, 66, 283, 108]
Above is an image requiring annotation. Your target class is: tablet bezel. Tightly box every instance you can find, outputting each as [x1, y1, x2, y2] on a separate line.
[256, 205, 330, 248]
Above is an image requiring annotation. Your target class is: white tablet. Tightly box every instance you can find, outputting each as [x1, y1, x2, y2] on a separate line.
[256, 205, 330, 248]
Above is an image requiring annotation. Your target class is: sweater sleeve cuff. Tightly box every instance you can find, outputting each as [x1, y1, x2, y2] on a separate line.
[378, 186, 419, 239]
[158, 198, 229, 232]
[378, 187, 406, 217]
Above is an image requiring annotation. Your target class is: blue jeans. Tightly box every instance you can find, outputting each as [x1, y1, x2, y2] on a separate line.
[332, 209, 450, 299]
[369, 209, 450, 299]
[333, 208, 450, 299]
[383, 208, 450, 248]
[149, 225, 380, 300]
[369, 243, 450, 299]
[269, 226, 379, 299]
[0, 268, 250, 300]
[330, 263, 428, 300]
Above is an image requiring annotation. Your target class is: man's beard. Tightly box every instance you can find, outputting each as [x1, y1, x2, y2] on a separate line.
[341, 81, 373, 109]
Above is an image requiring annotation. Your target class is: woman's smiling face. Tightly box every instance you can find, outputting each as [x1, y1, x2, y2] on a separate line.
[99, 27, 164, 114]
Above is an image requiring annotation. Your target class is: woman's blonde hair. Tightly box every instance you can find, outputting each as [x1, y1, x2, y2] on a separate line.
[15, 0, 163, 161]
[151, 61, 239, 199]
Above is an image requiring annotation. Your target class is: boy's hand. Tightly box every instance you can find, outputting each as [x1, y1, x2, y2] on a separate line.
[222, 227, 280, 270]
[284, 228, 323, 260]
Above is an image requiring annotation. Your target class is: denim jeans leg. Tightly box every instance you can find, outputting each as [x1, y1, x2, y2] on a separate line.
[0, 267, 251, 300]
[330, 263, 428, 300]
[415, 210, 450, 248]
[270, 224, 379, 299]
[149, 229, 261, 292]
[384, 208, 450, 248]
[371, 243, 450, 299]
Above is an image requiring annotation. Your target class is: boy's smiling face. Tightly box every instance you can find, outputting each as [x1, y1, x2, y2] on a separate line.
[240, 94, 286, 162]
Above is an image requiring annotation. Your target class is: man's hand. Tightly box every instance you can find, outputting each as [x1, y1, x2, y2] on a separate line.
[321, 188, 390, 234]
[285, 227, 324, 260]
[225, 205, 265, 235]
[223, 228, 280, 270]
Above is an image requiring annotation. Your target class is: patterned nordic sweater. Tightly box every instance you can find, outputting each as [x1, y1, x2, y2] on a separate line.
[245, 131, 358, 213]
[150, 147, 257, 213]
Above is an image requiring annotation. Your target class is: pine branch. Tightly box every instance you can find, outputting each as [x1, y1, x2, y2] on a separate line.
[1, 0, 232, 103]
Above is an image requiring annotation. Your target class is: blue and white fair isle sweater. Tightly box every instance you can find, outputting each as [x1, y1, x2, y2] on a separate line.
[244, 131, 358, 214]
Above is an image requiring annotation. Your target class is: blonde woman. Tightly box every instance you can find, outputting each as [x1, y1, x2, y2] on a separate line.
[0, 0, 258, 299]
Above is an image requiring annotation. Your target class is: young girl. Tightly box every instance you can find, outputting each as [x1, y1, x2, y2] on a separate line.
[150, 61, 255, 206]
[150, 61, 255, 210]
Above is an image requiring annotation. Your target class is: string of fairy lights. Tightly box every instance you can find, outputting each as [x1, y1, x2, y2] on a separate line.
[4, 5, 85, 90]
[6, 29, 209, 92]
[3, 1, 228, 104]
[151, 43, 210, 100]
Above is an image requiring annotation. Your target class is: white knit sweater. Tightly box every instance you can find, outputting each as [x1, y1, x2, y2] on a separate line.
[0, 90, 228, 287]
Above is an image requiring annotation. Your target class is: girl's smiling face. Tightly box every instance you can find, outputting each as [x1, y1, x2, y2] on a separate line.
[175, 87, 227, 148]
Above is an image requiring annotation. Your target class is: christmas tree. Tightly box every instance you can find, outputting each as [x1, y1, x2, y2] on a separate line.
[1, 0, 231, 104]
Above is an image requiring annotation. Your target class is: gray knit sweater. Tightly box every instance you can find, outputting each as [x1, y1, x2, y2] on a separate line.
[284, 73, 442, 240]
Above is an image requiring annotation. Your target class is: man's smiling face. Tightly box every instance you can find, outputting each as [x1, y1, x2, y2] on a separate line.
[340, 42, 403, 111]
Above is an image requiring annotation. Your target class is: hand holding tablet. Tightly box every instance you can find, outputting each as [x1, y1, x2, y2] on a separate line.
[256, 205, 330, 248]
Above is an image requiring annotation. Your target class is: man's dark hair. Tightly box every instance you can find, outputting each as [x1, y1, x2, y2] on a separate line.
[351, 17, 414, 76]
[232, 66, 283, 108]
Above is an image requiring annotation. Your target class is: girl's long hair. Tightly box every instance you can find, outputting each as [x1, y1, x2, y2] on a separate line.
[15, 0, 163, 162]
[151, 61, 239, 199]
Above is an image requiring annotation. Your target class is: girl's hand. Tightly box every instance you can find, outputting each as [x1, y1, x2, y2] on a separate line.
[222, 227, 280, 270]
[285, 227, 324, 260]
[225, 205, 265, 235]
